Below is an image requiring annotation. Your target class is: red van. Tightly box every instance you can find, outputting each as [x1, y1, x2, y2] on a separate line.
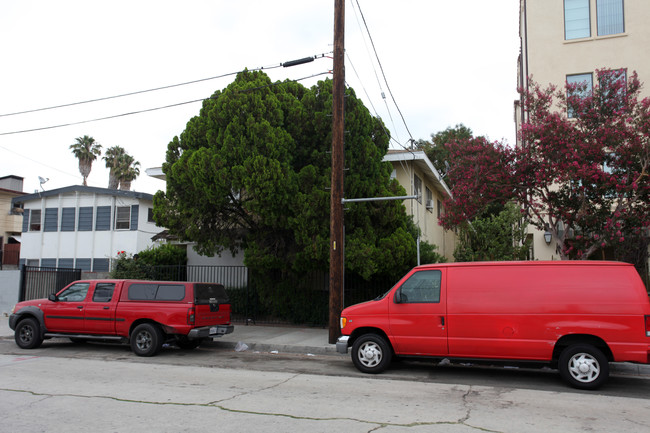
[336, 261, 650, 389]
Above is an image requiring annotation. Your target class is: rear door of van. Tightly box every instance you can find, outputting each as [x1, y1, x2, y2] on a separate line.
[388, 268, 448, 356]
[193, 283, 231, 326]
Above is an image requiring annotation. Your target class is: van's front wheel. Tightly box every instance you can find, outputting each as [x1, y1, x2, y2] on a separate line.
[558, 344, 609, 389]
[351, 333, 392, 374]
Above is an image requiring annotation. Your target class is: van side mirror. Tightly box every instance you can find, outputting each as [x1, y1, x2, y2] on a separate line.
[48, 293, 58, 302]
[394, 289, 403, 304]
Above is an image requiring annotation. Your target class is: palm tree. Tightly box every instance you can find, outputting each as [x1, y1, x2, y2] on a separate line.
[116, 153, 141, 191]
[70, 135, 102, 186]
[103, 146, 126, 189]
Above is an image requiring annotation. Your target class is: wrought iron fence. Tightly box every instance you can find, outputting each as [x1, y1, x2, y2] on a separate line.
[19, 266, 82, 302]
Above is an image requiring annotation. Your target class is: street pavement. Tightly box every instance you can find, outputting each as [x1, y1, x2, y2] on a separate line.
[2, 313, 649, 377]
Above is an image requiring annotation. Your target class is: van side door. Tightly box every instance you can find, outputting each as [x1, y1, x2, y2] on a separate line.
[388, 269, 448, 356]
[83, 282, 118, 335]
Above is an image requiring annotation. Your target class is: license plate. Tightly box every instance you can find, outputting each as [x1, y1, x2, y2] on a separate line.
[210, 327, 218, 334]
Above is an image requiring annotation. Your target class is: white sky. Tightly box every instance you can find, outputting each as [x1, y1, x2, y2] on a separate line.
[0, 0, 520, 195]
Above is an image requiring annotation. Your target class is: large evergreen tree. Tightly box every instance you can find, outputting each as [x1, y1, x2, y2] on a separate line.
[154, 71, 426, 295]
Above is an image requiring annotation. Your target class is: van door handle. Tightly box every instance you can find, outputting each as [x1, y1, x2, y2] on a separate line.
[440, 316, 445, 326]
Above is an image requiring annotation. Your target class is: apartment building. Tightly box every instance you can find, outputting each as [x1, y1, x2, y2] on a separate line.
[383, 150, 456, 261]
[0, 175, 25, 268]
[517, 0, 650, 260]
[12, 186, 159, 272]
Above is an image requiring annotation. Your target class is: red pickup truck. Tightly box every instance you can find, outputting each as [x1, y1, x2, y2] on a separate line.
[9, 279, 234, 356]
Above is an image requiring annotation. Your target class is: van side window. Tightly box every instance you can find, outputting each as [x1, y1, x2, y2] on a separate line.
[93, 283, 115, 302]
[397, 270, 441, 303]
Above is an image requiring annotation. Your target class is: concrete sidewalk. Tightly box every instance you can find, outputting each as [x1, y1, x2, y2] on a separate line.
[2, 313, 649, 377]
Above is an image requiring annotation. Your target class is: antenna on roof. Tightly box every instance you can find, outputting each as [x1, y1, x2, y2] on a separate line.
[38, 176, 49, 191]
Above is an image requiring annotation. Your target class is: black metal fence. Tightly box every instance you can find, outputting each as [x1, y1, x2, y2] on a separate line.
[17, 263, 393, 326]
[19, 266, 82, 302]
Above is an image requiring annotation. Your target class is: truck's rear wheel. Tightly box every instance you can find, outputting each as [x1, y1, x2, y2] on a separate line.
[351, 333, 392, 374]
[558, 344, 609, 389]
[131, 323, 163, 356]
[15, 318, 43, 349]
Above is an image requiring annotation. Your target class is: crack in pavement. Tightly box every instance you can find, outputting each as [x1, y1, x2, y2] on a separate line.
[0, 387, 503, 431]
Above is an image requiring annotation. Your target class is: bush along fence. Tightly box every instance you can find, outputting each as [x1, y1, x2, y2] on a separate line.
[113, 264, 394, 326]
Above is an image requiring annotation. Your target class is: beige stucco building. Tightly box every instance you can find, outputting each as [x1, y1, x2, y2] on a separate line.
[516, 0, 650, 261]
[383, 150, 456, 262]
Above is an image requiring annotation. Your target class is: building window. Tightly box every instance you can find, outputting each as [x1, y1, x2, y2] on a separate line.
[115, 206, 131, 230]
[147, 208, 155, 223]
[597, 0, 624, 36]
[414, 175, 422, 203]
[61, 208, 76, 231]
[565, 0, 591, 40]
[78, 207, 93, 231]
[437, 199, 443, 219]
[44, 208, 58, 232]
[96, 206, 111, 231]
[566, 73, 593, 118]
[29, 209, 41, 231]
[598, 68, 626, 111]
[425, 187, 433, 212]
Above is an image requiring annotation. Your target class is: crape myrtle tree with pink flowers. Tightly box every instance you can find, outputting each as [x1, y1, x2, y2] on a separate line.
[439, 69, 650, 274]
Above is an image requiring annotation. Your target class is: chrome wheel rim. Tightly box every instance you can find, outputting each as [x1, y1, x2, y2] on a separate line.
[568, 352, 600, 383]
[357, 341, 382, 368]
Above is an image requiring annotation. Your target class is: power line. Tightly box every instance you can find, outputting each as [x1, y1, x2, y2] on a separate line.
[0, 71, 332, 136]
[0, 53, 331, 118]
[353, 0, 415, 142]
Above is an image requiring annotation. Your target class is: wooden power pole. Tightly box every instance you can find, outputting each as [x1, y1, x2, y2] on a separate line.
[329, 0, 345, 344]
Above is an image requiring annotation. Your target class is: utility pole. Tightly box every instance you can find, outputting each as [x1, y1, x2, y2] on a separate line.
[329, 0, 345, 344]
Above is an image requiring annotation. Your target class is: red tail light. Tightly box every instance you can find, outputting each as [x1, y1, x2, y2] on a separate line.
[645, 315, 650, 337]
[187, 308, 195, 325]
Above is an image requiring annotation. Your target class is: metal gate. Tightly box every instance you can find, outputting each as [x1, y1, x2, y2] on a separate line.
[19, 265, 82, 302]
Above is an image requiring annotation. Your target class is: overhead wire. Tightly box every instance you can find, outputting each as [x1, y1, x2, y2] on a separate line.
[0, 53, 331, 118]
[353, 0, 416, 145]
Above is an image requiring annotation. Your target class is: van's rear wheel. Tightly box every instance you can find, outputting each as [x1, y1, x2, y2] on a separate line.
[558, 344, 609, 389]
[131, 323, 163, 357]
[351, 333, 392, 374]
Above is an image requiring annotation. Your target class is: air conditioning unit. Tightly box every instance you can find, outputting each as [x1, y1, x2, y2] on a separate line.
[426, 200, 434, 210]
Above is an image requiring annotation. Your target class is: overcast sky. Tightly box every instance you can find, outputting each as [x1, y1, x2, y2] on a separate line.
[0, 0, 520, 195]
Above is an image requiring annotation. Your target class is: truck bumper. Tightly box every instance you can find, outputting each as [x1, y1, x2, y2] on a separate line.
[8, 314, 18, 331]
[336, 335, 350, 354]
[187, 324, 234, 339]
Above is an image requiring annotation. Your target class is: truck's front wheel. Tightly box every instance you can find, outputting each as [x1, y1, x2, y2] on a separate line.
[351, 333, 392, 374]
[558, 344, 609, 389]
[131, 323, 163, 356]
[15, 318, 43, 349]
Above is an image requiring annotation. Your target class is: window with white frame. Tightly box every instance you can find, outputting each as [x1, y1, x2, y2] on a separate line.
[426, 187, 433, 212]
[414, 175, 422, 203]
[564, 0, 591, 40]
[29, 209, 41, 231]
[597, 0, 624, 36]
[115, 206, 131, 230]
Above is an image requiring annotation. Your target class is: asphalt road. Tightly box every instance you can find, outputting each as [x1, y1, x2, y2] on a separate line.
[2, 338, 650, 433]
[1, 336, 649, 400]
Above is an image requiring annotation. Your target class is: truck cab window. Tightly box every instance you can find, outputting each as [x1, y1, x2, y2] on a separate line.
[398, 270, 441, 303]
[57, 283, 90, 302]
[93, 283, 115, 302]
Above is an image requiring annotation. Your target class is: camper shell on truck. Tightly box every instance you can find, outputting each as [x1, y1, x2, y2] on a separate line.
[337, 261, 650, 389]
[9, 279, 234, 356]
